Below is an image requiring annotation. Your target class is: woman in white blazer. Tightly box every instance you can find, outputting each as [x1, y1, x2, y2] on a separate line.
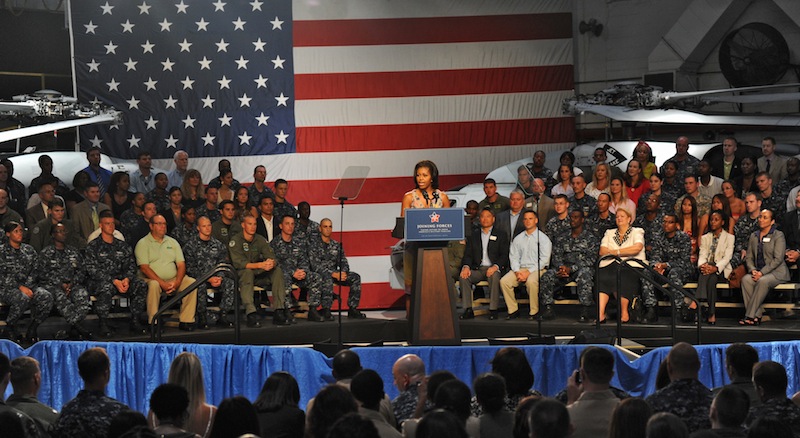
[696, 210, 734, 325]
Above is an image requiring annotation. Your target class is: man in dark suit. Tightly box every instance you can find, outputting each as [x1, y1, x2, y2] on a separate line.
[495, 190, 527, 242]
[525, 178, 556, 233]
[710, 137, 742, 181]
[25, 182, 56, 226]
[784, 191, 800, 276]
[255, 194, 279, 242]
[458, 207, 510, 320]
[69, 181, 111, 242]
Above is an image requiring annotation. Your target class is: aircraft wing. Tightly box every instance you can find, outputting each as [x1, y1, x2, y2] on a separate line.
[572, 103, 800, 127]
[0, 113, 118, 144]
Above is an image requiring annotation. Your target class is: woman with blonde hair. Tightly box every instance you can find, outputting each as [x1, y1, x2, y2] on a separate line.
[181, 169, 205, 209]
[608, 177, 636, 219]
[596, 208, 645, 323]
[587, 163, 612, 199]
[149, 352, 217, 437]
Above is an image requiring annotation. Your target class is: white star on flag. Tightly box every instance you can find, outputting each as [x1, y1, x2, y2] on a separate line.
[127, 135, 141, 148]
[141, 40, 155, 53]
[126, 96, 141, 109]
[85, 21, 98, 34]
[104, 41, 118, 54]
[87, 59, 100, 72]
[201, 95, 216, 108]
[271, 56, 285, 69]
[165, 135, 179, 148]
[202, 133, 216, 146]
[196, 18, 209, 31]
[159, 18, 172, 32]
[255, 113, 269, 126]
[163, 95, 177, 109]
[100, 2, 114, 14]
[238, 94, 252, 107]
[182, 115, 196, 128]
[218, 113, 232, 127]
[144, 116, 158, 129]
[275, 130, 289, 144]
[143, 77, 158, 91]
[238, 132, 252, 145]
[270, 17, 283, 30]
[275, 93, 289, 106]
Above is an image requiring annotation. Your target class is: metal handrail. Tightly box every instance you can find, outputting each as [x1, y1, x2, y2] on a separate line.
[595, 254, 701, 345]
[150, 262, 240, 344]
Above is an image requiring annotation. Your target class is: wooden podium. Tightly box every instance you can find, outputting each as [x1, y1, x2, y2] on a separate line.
[398, 208, 465, 345]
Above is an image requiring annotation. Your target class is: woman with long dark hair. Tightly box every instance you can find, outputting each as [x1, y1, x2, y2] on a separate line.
[697, 210, 734, 325]
[103, 171, 135, 221]
[254, 371, 305, 438]
[678, 196, 707, 265]
[624, 160, 650, 206]
[400, 160, 451, 315]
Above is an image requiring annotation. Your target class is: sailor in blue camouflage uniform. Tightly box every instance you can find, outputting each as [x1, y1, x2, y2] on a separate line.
[646, 342, 712, 434]
[730, 193, 761, 272]
[745, 361, 800, 436]
[545, 194, 571, 247]
[272, 179, 297, 224]
[183, 216, 235, 329]
[35, 223, 92, 339]
[272, 215, 329, 322]
[294, 201, 320, 245]
[0, 222, 53, 343]
[587, 193, 616, 240]
[644, 213, 694, 320]
[309, 218, 364, 319]
[633, 193, 664, 257]
[51, 347, 129, 438]
[83, 211, 148, 336]
[195, 186, 222, 224]
[540, 210, 599, 322]
[170, 205, 198, 246]
[119, 193, 146, 240]
[568, 174, 597, 217]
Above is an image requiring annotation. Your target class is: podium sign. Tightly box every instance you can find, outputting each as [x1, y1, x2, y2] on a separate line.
[405, 208, 465, 242]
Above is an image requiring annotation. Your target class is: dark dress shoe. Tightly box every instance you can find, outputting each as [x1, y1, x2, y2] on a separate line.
[322, 308, 335, 321]
[539, 305, 556, 320]
[578, 307, 592, 323]
[307, 307, 325, 322]
[178, 322, 195, 332]
[246, 313, 262, 328]
[642, 306, 658, 324]
[217, 314, 235, 328]
[72, 323, 94, 340]
[348, 309, 366, 319]
[459, 308, 475, 320]
[506, 311, 520, 320]
[273, 309, 292, 326]
[488, 310, 498, 320]
[98, 320, 115, 338]
[129, 320, 148, 335]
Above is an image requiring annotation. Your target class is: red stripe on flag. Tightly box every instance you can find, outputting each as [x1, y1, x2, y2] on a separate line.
[288, 174, 486, 206]
[336, 230, 401, 257]
[316, 283, 403, 310]
[295, 66, 574, 99]
[293, 13, 573, 46]
[296, 118, 575, 153]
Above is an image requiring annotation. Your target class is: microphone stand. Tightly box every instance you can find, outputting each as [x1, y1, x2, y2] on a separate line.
[336, 197, 346, 351]
[535, 193, 543, 337]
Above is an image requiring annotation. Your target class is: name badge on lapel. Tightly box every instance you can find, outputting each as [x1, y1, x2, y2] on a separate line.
[489, 235, 497, 241]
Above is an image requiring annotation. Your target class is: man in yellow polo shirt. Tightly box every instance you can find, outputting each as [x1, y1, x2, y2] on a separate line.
[135, 214, 197, 331]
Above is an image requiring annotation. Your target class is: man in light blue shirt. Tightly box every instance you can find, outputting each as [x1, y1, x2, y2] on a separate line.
[500, 210, 552, 320]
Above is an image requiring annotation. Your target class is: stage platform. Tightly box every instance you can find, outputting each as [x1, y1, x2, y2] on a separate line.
[24, 304, 800, 350]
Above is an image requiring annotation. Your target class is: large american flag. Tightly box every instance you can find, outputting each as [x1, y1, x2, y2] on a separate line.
[69, 0, 575, 309]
